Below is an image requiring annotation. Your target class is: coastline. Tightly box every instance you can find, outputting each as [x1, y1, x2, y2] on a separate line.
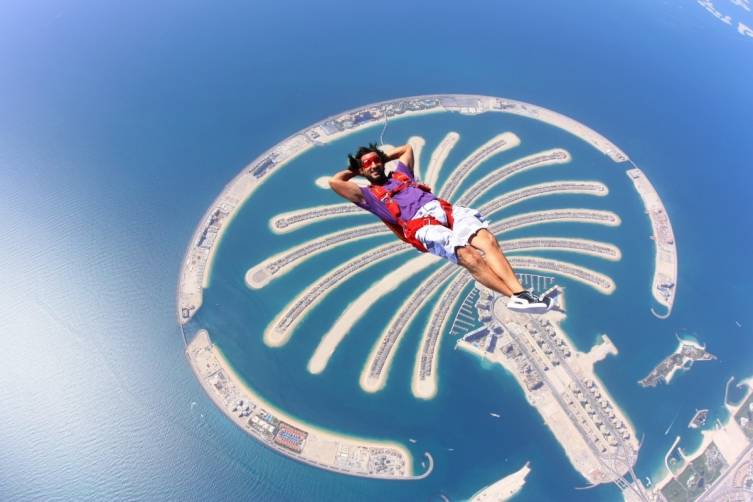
[458, 148, 572, 207]
[187, 329, 432, 479]
[476, 179, 608, 218]
[408, 136, 426, 180]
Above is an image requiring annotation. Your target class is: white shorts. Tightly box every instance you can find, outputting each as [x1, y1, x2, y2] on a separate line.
[413, 200, 490, 263]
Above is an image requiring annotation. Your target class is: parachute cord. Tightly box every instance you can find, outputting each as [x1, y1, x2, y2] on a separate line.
[379, 106, 389, 146]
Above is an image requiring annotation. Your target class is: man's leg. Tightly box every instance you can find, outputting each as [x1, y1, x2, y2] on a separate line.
[455, 245, 515, 296]
[467, 229, 525, 294]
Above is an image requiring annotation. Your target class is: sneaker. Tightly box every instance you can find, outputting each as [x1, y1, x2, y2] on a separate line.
[507, 290, 552, 313]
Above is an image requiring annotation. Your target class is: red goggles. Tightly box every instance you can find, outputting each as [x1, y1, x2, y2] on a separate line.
[360, 153, 381, 170]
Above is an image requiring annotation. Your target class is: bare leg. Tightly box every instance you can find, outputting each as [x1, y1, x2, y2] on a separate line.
[468, 229, 525, 294]
[456, 246, 515, 296]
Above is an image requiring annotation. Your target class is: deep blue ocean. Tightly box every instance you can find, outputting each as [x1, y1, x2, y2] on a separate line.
[1, 1, 752, 501]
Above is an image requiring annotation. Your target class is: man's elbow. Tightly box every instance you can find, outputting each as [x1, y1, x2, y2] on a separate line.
[329, 180, 349, 200]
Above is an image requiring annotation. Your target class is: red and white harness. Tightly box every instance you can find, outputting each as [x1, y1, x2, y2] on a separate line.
[369, 171, 454, 252]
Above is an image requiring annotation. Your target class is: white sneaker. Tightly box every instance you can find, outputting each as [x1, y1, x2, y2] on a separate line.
[507, 291, 552, 313]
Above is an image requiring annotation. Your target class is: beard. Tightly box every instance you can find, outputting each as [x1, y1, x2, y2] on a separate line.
[365, 169, 388, 185]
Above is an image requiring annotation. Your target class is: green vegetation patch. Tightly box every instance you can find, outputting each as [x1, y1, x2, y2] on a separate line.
[690, 442, 727, 488]
[667, 442, 728, 500]
[660, 478, 689, 502]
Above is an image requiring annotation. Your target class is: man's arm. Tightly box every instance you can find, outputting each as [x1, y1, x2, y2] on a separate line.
[329, 169, 365, 205]
[384, 144, 414, 172]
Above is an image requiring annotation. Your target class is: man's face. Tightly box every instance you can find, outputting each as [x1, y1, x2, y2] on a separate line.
[359, 152, 387, 184]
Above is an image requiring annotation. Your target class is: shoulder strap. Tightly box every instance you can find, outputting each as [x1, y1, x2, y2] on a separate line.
[391, 171, 411, 184]
[369, 185, 388, 200]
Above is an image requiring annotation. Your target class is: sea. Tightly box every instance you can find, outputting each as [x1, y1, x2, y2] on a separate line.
[1, 1, 752, 501]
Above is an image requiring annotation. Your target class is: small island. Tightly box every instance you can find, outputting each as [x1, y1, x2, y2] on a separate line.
[638, 338, 716, 388]
[469, 461, 531, 501]
[689, 409, 709, 429]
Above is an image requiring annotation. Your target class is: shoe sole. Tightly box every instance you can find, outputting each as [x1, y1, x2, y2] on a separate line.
[507, 298, 554, 314]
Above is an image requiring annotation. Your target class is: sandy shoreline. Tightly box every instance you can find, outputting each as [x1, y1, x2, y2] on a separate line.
[626, 168, 677, 319]
[475, 179, 608, 217]
[268, 202, 364, 234]
[470, 461, 531, 501]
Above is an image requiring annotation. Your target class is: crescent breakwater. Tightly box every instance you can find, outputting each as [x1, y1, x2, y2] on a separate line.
[626, 168, 678, 319]
[186, 330, 433, 480]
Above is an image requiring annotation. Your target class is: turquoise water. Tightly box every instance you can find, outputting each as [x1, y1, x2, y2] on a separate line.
[1, 1, 752, 500]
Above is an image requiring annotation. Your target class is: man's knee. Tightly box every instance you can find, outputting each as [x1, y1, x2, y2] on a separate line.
[456, 245, 484, 271]
[471, 229, 499, 250]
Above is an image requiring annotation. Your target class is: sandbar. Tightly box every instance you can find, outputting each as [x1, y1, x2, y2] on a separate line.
[470, 461, 531, 501]
[308, 254, 440, 374]
[360, 262, 457, 393]
[424, 132, 459, 189]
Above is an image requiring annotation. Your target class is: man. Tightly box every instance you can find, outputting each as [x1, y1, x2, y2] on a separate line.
[329, 142, 553, 312]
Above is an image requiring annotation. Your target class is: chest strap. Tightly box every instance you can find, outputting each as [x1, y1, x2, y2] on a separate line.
[368, 172, 454, 252]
